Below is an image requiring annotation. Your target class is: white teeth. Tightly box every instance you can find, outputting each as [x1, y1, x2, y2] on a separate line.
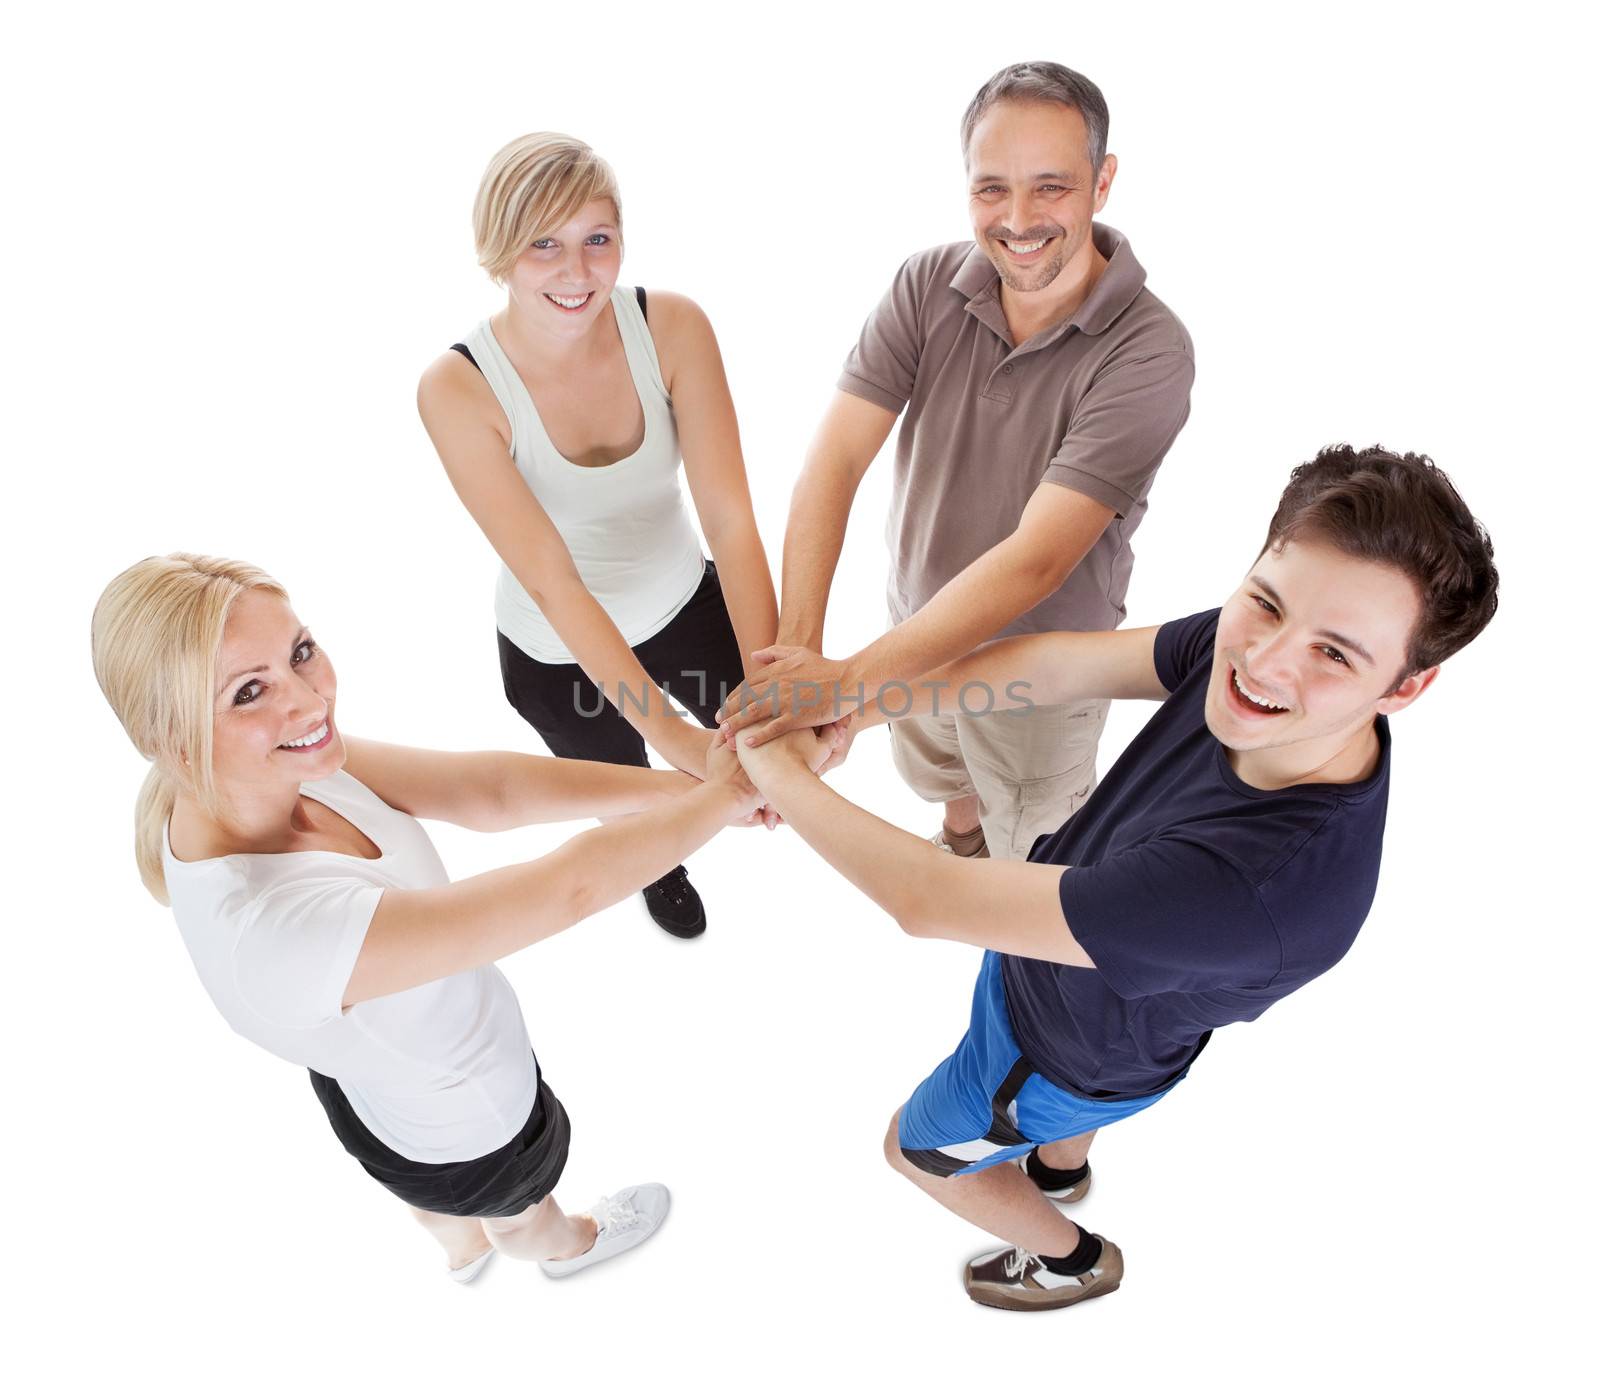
[545, 292, 591, 309]
[1233, 670, 1287, 711]
[1003, 238, 1047, 253]
[280, 723, 328, 749]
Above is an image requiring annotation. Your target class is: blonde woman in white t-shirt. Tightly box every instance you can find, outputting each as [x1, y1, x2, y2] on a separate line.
[91, 554, 829, 1283]
[418, 132, 779, 941]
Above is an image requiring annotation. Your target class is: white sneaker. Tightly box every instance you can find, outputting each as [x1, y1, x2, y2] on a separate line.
[538, 1183, 671, 1279]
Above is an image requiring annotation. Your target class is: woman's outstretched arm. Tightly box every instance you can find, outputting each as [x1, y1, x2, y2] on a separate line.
[418, 351, 715, 777]
[340, 733, 830, 1007]
[651, 292, 779, 674]
[343, 775, 750, 1007]
[342, 736, 696, 833]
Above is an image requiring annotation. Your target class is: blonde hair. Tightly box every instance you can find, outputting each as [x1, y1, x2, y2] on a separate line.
[472, 132, 622, 283]
[90, 554, 290, 904]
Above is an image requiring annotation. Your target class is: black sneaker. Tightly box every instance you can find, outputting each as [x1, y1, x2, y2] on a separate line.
[641, 865, 706, 939]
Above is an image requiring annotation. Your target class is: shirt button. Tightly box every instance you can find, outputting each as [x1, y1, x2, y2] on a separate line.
[1002, 363, 1014, 374]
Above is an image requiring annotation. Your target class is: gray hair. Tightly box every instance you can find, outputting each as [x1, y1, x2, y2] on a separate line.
[960, 62, 1110, 171]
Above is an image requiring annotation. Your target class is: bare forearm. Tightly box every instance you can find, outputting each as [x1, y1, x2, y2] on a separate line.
[349, 782, 745, 1004]
[846, 540, 1059, 693]
[853, 626, 1164, 731]
[778, 461, 858, 647]
[851, 641, 1042, 733]
[744, 755, 1091, 964]
[748, 756, 951, 930]
[778, 392, 894, 647]
[846, 487, 1114, 694]
[705, 525, 779, 676]
[497, 756, 697, 828]
[530, 780, 743, 923]
[540, 577, 705, 767]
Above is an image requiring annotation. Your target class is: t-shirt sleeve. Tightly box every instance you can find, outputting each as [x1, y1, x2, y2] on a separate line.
[1153, 608, 1221, 693]
[1041, 349, 1194, 517]
[231, 876, 383, 1030]
[837, 255, 925, 415]
[1060, 836, 1281, 998]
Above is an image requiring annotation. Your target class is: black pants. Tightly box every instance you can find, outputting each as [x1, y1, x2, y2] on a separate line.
[497, 560, 744, 768]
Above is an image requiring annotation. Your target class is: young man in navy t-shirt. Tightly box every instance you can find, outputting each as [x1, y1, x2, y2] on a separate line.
[734, 445, 1499, 1311]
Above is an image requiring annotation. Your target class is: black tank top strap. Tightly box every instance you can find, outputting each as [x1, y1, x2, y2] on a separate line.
[634, 285, 647, 320]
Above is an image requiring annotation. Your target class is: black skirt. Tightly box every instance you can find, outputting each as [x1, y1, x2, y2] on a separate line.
[308, 1065, 571, 1218]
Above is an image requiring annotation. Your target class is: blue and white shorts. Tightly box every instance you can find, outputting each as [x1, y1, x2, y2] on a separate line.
[897, 951, 1174, 1177]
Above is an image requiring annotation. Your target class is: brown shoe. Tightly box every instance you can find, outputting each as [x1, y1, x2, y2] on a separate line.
[963, 1238, 1123, 1312]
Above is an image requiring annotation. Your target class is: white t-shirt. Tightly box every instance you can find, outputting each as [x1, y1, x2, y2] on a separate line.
[163, 770, 538, 1163]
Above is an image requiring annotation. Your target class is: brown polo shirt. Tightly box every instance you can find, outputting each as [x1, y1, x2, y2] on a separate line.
[839, 223, 1194, 638]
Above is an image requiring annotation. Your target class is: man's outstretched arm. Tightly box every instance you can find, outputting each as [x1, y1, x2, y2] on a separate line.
[723, 618, 1166, 744]
[775, 391, 898, 651]
[722, 482, 1113, 741]
[736, 733, 1094, 968]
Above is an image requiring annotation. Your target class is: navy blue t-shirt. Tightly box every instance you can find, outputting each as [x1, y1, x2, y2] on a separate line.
[1001, 609, 1391, 1099]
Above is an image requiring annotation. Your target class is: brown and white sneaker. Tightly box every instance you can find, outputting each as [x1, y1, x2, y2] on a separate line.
[963, 1237, 1124, 1312]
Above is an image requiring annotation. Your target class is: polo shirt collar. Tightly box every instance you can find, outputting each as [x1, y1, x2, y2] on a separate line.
[950, 222, 1148, 343]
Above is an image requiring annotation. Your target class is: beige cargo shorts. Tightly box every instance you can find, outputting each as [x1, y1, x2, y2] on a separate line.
[889, 698, 1109, 860]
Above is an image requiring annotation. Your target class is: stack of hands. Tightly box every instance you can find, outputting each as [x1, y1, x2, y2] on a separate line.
[695, 642, 860, 828]
[701, 717, 843, 827]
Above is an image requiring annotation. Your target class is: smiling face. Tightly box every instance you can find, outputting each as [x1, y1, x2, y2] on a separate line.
[210, 589, 344, 799]
[1205, 539, 1438, 782]
[966, 100, 1114, 294]
[503, 197, 622, 339]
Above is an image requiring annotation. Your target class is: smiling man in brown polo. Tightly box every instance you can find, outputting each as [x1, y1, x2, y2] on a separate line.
[718, 61, 1194, 861]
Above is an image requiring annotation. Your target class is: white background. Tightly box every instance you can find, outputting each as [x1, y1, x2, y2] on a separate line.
[4, 2, 1593, 1383]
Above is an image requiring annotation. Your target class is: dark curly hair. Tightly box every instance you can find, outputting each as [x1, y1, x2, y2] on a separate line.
[1261, 445, 1498, 677]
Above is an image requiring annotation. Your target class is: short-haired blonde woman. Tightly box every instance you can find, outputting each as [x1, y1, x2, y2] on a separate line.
[418, 133, 779, 940]
[92, 555, 823, 1282]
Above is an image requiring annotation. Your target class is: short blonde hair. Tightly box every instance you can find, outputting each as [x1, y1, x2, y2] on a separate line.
[91, 554, 290, 904]
[472, 132, 622, 283]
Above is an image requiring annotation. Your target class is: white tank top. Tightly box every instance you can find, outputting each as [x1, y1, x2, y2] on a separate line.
[464, 288, 705, 663]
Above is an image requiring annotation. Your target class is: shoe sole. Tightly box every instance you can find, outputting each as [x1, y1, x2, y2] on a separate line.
[447, 1248, 495, 1284]
[963, 1272, 1121, 1312]
[539, 1224, 659, 1278]
[640, 893, 706, 939]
